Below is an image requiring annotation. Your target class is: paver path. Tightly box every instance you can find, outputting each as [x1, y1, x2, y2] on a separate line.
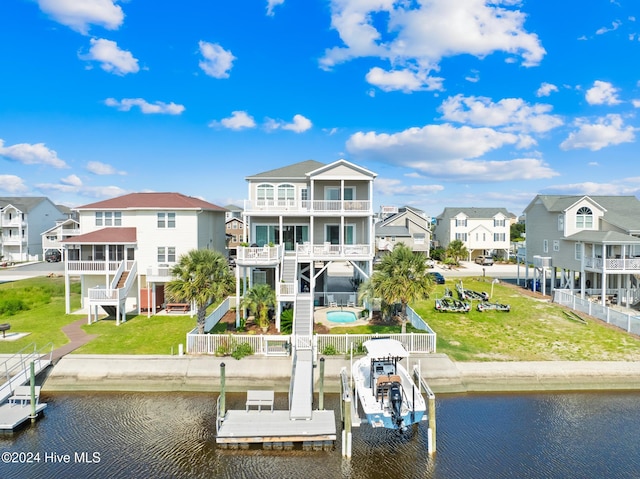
[51, 319, 97, 363]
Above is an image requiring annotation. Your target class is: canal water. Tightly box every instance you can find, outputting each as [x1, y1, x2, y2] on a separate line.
[1, 391, 640, 479]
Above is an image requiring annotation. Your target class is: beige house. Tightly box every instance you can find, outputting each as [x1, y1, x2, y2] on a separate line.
[375, 206, 432, 255]
[433, 207, 512, 260]
[523, 194, 640, 306]
[61, 192, 227, 323]
[237, 159, 377, 331]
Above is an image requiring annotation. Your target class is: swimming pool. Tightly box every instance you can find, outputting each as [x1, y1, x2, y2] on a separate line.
[326, 310, 358, 323]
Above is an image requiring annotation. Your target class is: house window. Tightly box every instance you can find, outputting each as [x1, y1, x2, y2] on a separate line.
[96, 211, 121, 226]
[494, 218, 505, 227]
[167, 247, 176, 262]
[575, 243, 582, 260]
[576, 207, 593, 229]
[94, 245, 105, 261]
[455, 233, 467, 241]
[232, 235, 237, 243]
[414, 233, 425, 244]
[558, 215, 564, 231]
[301, 188, 308, 204]
[553, 240, 560, 252]
[278, 184, 295, 205]
[157, 247, 175, 263]
[455, 219, 467, 227]
[494, 233, 506, 242]
[257, 184, 274, 204]
[157, 212, 176, 228]
[543, 239, 548, 253]
[95, 212, 103, 226]
[232, 222, 237, 229]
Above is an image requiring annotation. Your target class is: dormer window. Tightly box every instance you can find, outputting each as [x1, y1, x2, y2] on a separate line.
[576, 207, 593, 229]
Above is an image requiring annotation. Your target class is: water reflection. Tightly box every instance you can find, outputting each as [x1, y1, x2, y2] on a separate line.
[1, 391, 640, 479]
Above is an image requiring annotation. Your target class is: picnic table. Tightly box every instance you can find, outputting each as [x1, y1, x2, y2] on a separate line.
[165, 303, 190, 313]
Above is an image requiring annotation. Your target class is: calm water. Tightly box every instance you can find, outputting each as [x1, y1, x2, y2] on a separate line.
[1, 391, 640, 479]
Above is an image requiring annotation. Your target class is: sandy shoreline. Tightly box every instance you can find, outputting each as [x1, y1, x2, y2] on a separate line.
[38, 353, 640, 395]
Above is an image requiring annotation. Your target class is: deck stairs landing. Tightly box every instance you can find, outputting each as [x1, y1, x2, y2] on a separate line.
[281, 254, 296, 284]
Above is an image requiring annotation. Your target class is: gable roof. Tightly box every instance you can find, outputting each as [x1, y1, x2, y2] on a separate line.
[0, 196, 50, 212]
[246, 160, 326, 180]
[61, 227, 137, 244]
[75, 192, 226, 211]
[526, 195, 640, 233]
[436, 207, 511, 220]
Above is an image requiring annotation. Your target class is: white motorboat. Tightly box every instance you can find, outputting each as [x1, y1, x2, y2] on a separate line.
[352, 338, 427, 431]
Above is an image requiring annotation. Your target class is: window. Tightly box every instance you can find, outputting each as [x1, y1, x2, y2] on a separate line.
[455, 233, 467, 241]
[414, 233, 425, 244]
[257, 184, 274, 204]
[96, 212, 103, 226]
[576, 207, 593, 229]
[575, 243, 582, 260]
[96, 211, 121, 226]
[232, 222, 237, 229]
[543, 239, 548, 253]
[494, 218, 505, 227]
[167, 247, 176, 263]
[455, 219, 467, 227]
[558, 215, 564, 231]
[157, 212, 176, 228]
[494, 233, 506, 242]
[157, 247, 175, 263]
[157, 247, 165, 263]
[553, 240, 560, 252]
[277, 184, 295, 205]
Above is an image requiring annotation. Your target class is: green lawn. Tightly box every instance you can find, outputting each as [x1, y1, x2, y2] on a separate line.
[2, 275, 640, 360]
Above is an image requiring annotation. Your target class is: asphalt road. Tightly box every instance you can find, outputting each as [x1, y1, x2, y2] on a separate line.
[0, 260, 64, 282]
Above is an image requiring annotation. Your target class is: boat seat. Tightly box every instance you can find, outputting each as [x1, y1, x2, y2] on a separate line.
[376, 375, 401, 387]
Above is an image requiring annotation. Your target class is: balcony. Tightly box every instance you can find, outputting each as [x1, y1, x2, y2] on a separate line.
[236, 245, 283, 266]
[296, 243, 372, 261]
[584, 256, 640, 272]
[146, 264, 173, 283]
[243, 199, 371, 215]
[67, 260, 121, 273]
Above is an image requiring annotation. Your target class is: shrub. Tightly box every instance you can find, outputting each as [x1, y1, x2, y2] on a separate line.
[322, 344, 338, 355]
[231, 342, 254, 360]
[0, 298, 28, 316]
[280, 308, 294, 334]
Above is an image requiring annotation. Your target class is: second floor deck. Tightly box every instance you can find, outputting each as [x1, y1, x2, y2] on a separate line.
[243, 199, 372, 215]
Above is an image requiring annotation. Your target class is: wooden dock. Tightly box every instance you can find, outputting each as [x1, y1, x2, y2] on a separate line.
[216, 409, 336, 449]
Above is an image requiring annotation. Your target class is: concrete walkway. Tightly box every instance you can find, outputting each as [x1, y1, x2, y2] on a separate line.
[51, 318, 97, 364]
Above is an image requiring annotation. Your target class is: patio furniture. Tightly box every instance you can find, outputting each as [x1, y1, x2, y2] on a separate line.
[327, 295, 337, 307]
[347, 294, 356, 307]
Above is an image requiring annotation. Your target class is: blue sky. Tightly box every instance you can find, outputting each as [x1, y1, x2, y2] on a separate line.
[1, 0, 640, 218]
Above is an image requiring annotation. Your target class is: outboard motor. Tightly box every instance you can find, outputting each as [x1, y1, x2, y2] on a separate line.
[389, 383, 404, 430]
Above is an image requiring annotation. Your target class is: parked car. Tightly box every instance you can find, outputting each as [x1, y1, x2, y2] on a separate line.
[45, 250, 61, 262]
[475, 255, 494, 266]
[429, 272, 445, 284]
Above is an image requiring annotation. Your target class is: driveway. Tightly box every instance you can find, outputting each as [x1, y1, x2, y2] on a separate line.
[0, 261, 64, 283]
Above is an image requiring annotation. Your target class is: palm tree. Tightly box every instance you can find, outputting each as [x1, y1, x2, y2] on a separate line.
[361, 243, 433, 333]
[166, 249, 234, 334]
[446, 239, 468, 266]
[241, 283, 276, 332]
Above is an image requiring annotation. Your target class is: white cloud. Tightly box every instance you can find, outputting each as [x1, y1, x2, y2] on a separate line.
[82, 38, 139, 75]
[321, 0, 545, 91]
[542, 178, 640, 196]
[633, 99, 640, 108]
[266, 114, 312, 133]
[104, 98, 185, 115]
[585, 80, 622, 105]
[536, 82, 558, 97]
[37, 175, 127, 198]
[374, 178, 444, 196]
[439, 94, 563, 133]
[346, 123, 559, 182]
[0, 139, 68, 168]
[198, 41, 236, 79]
[209, 111, 256, 130]
[37, 0, 124, 34]
[596, 20, 621, 35]
[86, 161, 126, 175]
[0, 175, 28, 193]
[560, 114, 635, 151]
[365, 67, 443, 92]
[266, 0, 285, 16]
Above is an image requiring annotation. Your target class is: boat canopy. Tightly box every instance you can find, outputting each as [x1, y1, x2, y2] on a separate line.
[363, 338, 408, 359]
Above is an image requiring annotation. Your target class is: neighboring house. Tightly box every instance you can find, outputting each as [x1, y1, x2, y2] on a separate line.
[375, 206, 432, 256]
[523, 194, 640, 306]
[224, 204, 243, 221]
[225, 215, 246, 258]
[433, 207, 512, 260]
[41, 218, 81, 260]
[61, 192, 227, 323]
[237, 159, 377, 330]
[0, 197, 68, 262]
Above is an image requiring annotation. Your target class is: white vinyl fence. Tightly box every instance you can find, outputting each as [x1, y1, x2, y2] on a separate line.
[553, 289, 640, 336]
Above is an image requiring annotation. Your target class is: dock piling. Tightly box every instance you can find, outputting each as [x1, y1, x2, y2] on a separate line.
[220, 362, 226, 418]
[30, 361, 36, 421]
[319, 357, 325, 410]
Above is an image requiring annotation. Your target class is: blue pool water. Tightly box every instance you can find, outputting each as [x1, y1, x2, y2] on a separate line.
[326, 310, 358, 323]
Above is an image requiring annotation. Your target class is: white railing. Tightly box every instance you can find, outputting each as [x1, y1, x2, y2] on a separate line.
[279, 282, 296, 296]
[236, 245, 282, 263]
[110, 260, 126, 289]
[296, 243, 371, 259]
[584, 257, 640, 271]
[147, 264, 173, 282]
[243, 199, 371, 214]
[553, 289, 640, 336]
[186, 332, 436, 355]
[88, 286, 118, 301]
[67, 260, 120, 273]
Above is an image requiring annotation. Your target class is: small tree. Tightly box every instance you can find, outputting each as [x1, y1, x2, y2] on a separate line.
[446, 239, 468, 266]
[241, 283, 276, 332]
[166, 249, 234, 334]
